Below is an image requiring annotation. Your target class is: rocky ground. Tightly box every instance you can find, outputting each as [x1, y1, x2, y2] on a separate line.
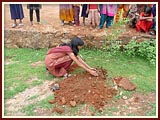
[4, 4, 156, 117]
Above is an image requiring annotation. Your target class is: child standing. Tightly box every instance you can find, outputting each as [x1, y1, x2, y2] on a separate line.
[86, 4, 100, 29]
[73, 4, 80, 26]
[27, 4, 42, 25]
[81, 4, 88, 26]
[98, 4, 107, 29]
[106, 4, 118, 28]
[9, 4, 24, 28]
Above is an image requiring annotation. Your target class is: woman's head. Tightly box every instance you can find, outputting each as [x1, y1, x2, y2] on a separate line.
[70, 37, 84, 56]
[144, 6, 152, 16]
[60, 37, 84, 56]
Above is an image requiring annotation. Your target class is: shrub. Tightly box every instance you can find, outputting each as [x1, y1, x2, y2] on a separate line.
[123, 40, 156, 65]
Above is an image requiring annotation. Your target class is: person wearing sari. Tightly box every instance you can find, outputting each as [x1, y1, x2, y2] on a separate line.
[45, 37, 98, 77]
[59, 4, 74, 25]
[136, 6, 154, 33]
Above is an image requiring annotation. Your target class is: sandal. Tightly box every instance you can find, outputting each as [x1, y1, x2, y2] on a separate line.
[49, 83, 60, 91]
[18, 23, 24, 27]
[63, 73, 71, 78]
[11, 24, 17, 28]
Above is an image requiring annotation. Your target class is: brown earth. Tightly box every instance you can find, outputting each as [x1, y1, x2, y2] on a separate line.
[4, 4, 156, 116]
[49, 67, 118, 114]
[4, 60, 156, 116]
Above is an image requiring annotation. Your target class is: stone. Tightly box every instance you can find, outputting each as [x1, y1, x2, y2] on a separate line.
[70, 101, 76, 107]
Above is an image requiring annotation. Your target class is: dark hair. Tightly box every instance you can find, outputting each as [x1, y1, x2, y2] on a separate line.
[144, 6, 152, 14]
[60, 37, 84, 56]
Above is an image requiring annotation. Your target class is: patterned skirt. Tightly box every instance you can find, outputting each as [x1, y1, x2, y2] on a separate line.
[59, 4, 74, 22]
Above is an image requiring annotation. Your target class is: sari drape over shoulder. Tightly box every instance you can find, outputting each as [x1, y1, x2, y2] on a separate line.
[45, 46, 73, 77]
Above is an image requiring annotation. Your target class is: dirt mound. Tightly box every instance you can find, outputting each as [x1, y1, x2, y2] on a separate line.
[49, 68, 118, 114]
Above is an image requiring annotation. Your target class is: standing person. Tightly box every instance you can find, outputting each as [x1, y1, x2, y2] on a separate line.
[81, 4, 88, 26]
[45, 37, 98, 77]
[106, 4, 118, 28]
[136, 6, 154, 33]
[59, 4, 74, 26]
[9, 4, 24, 28]
[98, 4, 107, 29]
[73, 4, 80, 26]
[86, 4, 100, 29]
[27, 4, 42, 25]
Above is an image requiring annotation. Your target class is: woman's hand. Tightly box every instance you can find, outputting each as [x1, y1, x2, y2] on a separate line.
[90, 67, 97, 71]
[89, 69, 98, 77]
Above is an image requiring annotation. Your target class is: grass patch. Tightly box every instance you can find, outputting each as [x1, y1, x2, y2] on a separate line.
[4, 47, 156, 116]
[80, 48, 156, 93]
[145, 103, 156, 116]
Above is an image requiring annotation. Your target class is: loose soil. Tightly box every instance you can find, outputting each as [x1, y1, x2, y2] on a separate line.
[48, 66, 137, 114]
[49, 68, 117, 113]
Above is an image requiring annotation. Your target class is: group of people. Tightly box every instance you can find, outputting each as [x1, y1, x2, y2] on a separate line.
[46, 4, 157, 78]
[8, 4, 157, 78]
[59, 4, 119, 29]
[127, 4, 156, 35]
[10, 4, 156, 35]
[60, 4, 156, 34]
[9, 4, 41, 28]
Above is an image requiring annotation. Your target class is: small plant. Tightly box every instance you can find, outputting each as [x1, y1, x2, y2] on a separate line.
[123, 40, 156, 65]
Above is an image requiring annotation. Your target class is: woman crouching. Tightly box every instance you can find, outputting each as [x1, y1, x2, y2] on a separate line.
[45, 37, 98, 77]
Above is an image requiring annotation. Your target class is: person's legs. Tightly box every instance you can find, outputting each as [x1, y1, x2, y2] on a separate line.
[82, 17, 85, 26]
[107, 16, 114, 28]
[89, 10, 93, 28]
[61, 20, 64, 25]
[74, 6, 80, 26]
[18, 18, 23, 27]
[94, 10, 99, 27]
[12, 19, 17, 28]
[30, 9, 33, 25]
[35, 9, 40, 23]
[99, 14, 106, 29]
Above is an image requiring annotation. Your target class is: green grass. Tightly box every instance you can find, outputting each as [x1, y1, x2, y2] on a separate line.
[80, 48, 156, 93]
[145, 103, 156, 116]
[4, 47, 156, 116]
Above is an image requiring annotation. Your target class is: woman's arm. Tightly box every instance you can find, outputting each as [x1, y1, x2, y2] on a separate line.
[68, 53, 98, 76]
[77, 55, 96, 70]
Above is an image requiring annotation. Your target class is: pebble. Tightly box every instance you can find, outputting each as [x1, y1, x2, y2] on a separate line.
[70, 101, 76, 107]
[122, 96, 127, 100]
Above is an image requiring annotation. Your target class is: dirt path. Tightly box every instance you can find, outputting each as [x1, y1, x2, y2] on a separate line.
[5, 80, 53, 116]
